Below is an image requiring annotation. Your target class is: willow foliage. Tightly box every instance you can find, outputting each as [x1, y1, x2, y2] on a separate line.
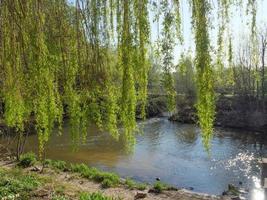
[153, 0, 183, 113]
[191, 0, 215, 150]
[0, 0, 261, 155]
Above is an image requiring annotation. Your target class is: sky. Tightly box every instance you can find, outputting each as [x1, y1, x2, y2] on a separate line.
[67, 0, 267, 63]
[149, 0, 267, 63]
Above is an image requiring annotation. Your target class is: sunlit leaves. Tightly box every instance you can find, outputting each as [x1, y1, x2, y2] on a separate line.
[191, 0, 215, 150]
[0, 0, 261, 154]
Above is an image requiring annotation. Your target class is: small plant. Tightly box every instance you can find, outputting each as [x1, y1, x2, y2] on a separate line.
[227, 184, 240, 196]
[55, 185, 66, 196]
[79, 192, 118, 200]
[135, 183, 147, 191]
[52, 195, 69, 200]
[52, 160, 68, 171]
[153, 181, 167, 193]
[70, 164, 120, 188]
[94, 172, 120, 187]
[101, 179, 113, 188]
[70, 163, 89, 174]
[44, 159, 68, 171]
[18, 152, 37, 168]
[125, 178, 135, 189]
[44, 159, 53, 166]
[124, 178, 146, 190]
[0, 168, 41, 199]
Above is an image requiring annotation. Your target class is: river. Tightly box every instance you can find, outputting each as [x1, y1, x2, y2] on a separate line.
[1, 117, 266, 199]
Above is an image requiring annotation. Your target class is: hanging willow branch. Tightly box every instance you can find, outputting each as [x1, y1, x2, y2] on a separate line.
[191, 0, 215, 150]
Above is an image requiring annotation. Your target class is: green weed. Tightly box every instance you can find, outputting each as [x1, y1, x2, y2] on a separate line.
[18, 152, 37, 168]
[79, 192, 119, 200]
[0, 168, 41, 199]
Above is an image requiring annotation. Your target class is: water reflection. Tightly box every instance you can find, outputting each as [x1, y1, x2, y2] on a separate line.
[0, 117, 267, 196]
[174, 125, 198, 144]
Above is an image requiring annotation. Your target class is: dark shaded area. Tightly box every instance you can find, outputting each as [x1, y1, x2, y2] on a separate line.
[136, 94, 167, 119]
[170, 95, 267, 133]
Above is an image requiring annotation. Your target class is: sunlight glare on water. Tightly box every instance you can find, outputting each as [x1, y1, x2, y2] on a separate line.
[250, 176, 265, 200]
[224, 152, 257, 178]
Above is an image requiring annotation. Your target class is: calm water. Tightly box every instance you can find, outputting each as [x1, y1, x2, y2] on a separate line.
[2, 118, 267, 199]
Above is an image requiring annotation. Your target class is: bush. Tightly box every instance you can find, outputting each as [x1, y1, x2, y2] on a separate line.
[18, 152, 37, 168]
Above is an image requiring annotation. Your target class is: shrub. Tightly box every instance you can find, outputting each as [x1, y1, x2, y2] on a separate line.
[18, 152, 37, 168]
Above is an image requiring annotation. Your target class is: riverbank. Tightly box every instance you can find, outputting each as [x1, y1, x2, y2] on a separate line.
[169, 95, 267, 133]
[0, 152, 231, 200]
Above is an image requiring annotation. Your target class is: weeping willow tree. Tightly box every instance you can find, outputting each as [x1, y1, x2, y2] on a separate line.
[0, 0, 151, 157]
[0, 0, 261, 157]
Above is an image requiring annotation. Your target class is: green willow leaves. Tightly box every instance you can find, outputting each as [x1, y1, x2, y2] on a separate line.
[0, 0, 260, 155]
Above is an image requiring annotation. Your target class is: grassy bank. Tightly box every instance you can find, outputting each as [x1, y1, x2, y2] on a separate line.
[0, 167, 118, 200]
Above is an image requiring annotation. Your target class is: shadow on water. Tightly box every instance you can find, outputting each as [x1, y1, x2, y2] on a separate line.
[1, 117, 267, 198]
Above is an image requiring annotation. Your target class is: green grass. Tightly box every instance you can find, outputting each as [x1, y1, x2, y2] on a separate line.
[18, 152, 37, 168]
[44, 159, 121, 188]
[125, 178, 146, 190]
[0, 168, 42, 199]
[44, 158, 146, 190]
[0, 155, 127, 200]
[52, 195, 70, 200]
[44, 159, 68, 171]
[135, 183, 147, 191]
[125, 178, 135, 189]
[70, 163, 120, 188]
[153, 181, 168, 193]
[79, 192, 119, 200]
[0, 166, 123, 200]
[18, 152, 148, 192]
